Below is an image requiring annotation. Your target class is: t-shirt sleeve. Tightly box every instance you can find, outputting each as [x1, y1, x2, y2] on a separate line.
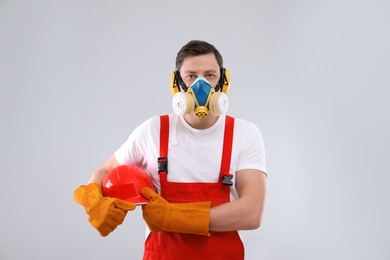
[236, 122, 267, 175]
[114, 118, 152, 166]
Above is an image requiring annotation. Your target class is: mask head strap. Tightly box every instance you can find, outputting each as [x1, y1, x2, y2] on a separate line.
[170, 71, 187, 95]
[215, 68, 230, 93]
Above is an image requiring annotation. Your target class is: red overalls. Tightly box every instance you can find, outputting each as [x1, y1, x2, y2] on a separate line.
[143, 115, 244, 260]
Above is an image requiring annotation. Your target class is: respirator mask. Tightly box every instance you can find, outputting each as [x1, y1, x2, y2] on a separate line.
[170, 68, 231, 119]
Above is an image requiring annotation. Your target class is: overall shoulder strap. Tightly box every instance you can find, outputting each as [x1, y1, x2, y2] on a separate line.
[159, 115, 169, 158]
[219, 115, 235, 186]
[158, 115, 169, 182]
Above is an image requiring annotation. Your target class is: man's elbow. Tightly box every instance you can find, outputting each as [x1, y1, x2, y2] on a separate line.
[243, 212, 262, 230]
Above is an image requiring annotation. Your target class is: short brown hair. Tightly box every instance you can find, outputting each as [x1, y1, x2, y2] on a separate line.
[175, 40, 223, 70]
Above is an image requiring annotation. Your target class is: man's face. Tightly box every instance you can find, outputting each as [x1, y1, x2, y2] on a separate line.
[179, 53, 220, 90]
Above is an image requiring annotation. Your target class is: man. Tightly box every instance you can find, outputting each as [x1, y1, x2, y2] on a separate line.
[74, 40, 267, 259]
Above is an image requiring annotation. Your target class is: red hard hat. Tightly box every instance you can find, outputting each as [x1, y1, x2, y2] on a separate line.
[101, 165, 153, 205]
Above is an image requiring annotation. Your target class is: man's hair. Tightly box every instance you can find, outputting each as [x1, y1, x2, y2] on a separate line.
[175, 40, 223, 71]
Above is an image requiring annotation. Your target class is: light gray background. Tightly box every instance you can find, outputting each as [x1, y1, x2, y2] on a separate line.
[1, 0, 389, 259]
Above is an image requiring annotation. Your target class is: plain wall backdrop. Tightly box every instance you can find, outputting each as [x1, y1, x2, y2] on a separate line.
[1, 0, 389, 259]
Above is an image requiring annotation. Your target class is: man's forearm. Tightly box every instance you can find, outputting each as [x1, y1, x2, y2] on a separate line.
[88, 154, 119, 184]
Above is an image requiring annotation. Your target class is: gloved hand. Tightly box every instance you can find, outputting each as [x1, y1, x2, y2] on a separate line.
[74, 183, 136, 237]
[141, 187, 211, 236]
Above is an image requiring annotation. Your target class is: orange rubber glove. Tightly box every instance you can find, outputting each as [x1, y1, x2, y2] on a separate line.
[74, 183, 136, 237]
[141, 187, 211, 236]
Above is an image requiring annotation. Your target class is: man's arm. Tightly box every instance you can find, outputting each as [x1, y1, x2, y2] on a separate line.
[88, 154, 120, 184]
[74, 154, 136, 236]
[209, 169, 267, 231]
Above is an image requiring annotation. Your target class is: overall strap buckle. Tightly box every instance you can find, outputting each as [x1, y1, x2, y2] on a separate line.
[158, 156, 168, 174]
[222, 173, 233, 186]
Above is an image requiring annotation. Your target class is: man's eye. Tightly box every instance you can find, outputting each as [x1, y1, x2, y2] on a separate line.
[205, 74, 215, 78]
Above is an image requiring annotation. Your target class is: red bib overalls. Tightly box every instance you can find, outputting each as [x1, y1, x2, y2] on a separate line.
[142, 115, 244, 260]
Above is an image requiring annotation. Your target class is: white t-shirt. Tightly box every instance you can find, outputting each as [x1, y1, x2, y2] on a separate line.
[114, 114, 267, 201]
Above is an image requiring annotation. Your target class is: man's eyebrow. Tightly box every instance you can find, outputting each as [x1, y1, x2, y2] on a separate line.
[204, 70, 218, 74]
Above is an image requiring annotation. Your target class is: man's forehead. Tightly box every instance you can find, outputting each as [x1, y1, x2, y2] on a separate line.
[181, 54, 219, 67]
